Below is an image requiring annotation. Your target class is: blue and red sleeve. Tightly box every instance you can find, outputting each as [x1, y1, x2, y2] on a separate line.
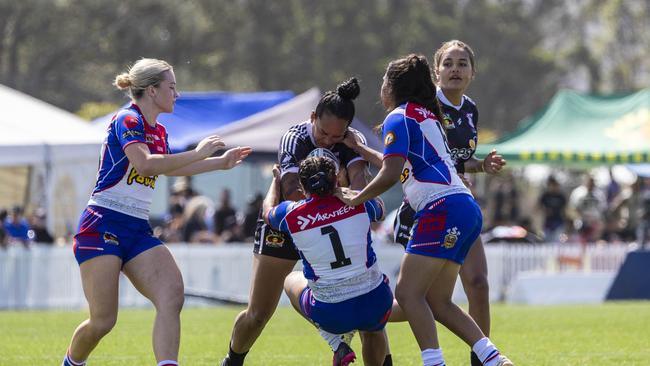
[382, 112, 409, 159]
[267, 201, 293, 232]
[114, 110, 146, 150]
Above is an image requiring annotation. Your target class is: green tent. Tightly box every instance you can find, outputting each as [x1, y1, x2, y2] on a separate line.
[476, 89, 650, 166]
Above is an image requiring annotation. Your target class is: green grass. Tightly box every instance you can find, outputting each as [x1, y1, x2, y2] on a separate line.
[1, 302, 649, 365]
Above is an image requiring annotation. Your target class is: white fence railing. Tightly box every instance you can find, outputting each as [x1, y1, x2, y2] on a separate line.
[0, 242, 632, 309]
[484, 243, 629, 301]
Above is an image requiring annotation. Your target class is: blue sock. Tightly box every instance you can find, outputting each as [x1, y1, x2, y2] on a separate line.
[62, 352, 86, 366]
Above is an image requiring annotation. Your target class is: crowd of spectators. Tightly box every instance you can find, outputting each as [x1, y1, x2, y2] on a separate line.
[2, 171, 648, 248]
[0, 205, 54, 249]
[481, 171, 650, 246]
[152, 177, 263, 245]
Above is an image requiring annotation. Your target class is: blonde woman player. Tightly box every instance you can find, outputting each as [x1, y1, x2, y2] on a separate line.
[62, 58, 251, 366]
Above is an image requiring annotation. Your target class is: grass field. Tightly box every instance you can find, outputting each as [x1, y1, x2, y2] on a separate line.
[1, 302, 649, 365]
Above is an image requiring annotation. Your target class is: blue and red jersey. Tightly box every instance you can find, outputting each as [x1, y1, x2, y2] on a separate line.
[267, 195, 384, 302]
[382, 102, 471, 213]
[88, 104, 170, 219]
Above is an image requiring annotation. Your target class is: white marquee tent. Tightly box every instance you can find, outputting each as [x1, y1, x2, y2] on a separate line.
[0, 84, 104, 238]
[213, 87, 382, 152]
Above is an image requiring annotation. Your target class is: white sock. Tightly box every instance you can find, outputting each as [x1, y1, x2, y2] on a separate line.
[157, 361, 179, 366]
[319, 328, 343, 351]
[472, 337, 501, 366]
[421, 348, 445, 366]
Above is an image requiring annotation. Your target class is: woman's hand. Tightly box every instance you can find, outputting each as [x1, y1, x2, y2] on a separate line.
[342, 130, 361, 150]
[195, 135, 226, 159]
[458, 173, 472, 188]
[482, 149, 506, 174]
[219, 146, 252, 169]
[335, 187, 361, 207]
[271, 164, 281, 180]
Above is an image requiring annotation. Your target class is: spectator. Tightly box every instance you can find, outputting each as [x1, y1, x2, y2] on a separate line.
[154, 203, 185, 243]
[170, 176, 198, 210]
[0, 208, 7, 249]
[213, 188, 238, 236]
[182, 196, 218, 243]
[569, 175, 606, 243]
[606, 168, 621, 206]
[538, 176, 567, 242]
[242, 193, 264, 241]
[28, 207, 54, 244]
[491, 172, 520, 227]
[635, 177, 650, 247]
[5, 205, 31, 247]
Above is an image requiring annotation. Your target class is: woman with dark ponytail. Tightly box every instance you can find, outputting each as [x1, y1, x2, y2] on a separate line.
[220, 78, 381, 366]
[390, 40, 507, 366]
[261, 156, 393, 366]
[337, 54, 513, 366]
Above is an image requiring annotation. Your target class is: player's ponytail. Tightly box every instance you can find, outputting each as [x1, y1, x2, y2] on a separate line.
[114, 58, 173, 100]
[299, 157, 337, 196]
[380, 54, 444, 125]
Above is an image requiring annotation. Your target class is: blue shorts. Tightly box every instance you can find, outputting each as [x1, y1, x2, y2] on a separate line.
[406, 193, 482, 264]
[73, 206, 162, 265]
[299, 275, 393, 334]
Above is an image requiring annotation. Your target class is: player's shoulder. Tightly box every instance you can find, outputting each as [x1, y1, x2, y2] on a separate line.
[156, 121, 168, 135]
[283, 121, 311, 139]
[114, 107, 143, 128]
[462, 94, 478, 109]
[280, 121, 314, 156]
[383, 106, 407, 126]
[404, 102, 437, 123]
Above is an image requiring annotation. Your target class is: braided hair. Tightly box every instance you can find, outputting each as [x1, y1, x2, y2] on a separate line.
[299, 157, 337, 196]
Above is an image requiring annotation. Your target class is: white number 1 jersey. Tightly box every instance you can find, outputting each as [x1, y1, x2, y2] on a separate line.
[267, 195, 384, 303]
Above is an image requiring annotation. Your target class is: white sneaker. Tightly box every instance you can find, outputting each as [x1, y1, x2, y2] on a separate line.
[495, 355, 514, 366]
[340, 330, 356, 345]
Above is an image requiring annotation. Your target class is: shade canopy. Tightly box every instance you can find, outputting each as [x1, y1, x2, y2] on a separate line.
[476, 89, 650, 167]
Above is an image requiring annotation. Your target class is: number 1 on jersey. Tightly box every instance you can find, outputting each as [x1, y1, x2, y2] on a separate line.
[321, 225, 351, 269]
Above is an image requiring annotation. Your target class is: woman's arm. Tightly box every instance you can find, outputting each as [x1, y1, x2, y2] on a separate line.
[262, 165, 282, 224]
[166, 146, 252, 176]
[346, 160, 372, 191]
[465, 149, 506, 174]
[337, 155, 404, 206]
[342, 132, 383, 169]
[124, 134, 225, 176]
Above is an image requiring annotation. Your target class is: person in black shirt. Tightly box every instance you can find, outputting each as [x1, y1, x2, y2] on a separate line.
[28, 208, 54, 244]
[214, 189, 238, 237]
[538, 176, 567, 242]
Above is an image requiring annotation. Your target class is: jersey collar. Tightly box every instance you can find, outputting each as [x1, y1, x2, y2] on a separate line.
[436, 87, 465, 111]
[130, 103, 156, 128]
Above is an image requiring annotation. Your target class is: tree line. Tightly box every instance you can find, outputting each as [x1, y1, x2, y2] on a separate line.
[1, 0, 647, 136]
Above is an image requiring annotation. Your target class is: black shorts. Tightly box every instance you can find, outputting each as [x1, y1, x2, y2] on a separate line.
[393, 200, 416, 248]
[253, 218, 300, 260]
